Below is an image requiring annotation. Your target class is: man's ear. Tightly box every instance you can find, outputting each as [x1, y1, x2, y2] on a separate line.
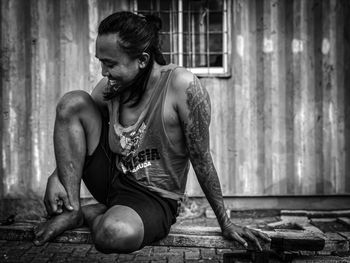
[138, 52, 150, 69]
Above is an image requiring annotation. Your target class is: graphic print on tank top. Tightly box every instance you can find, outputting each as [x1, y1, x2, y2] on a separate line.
[113, 121, 160, 174]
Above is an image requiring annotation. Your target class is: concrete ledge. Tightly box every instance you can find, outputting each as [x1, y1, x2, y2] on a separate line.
[0, 221, 325, 251]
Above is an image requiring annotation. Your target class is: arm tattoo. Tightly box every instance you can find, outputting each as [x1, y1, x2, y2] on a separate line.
[183, 77, 230, 229]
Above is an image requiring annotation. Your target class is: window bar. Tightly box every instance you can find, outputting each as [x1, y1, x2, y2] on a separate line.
[178, 0, 183, 66]
[156, 0, 160, 15]
[169, 5, 173, 64]
[133, 0, 137, 12]
[206, 6, 210, 73]
[191, 7, 195, 67]
[187, 1, 191, 67]
[223, 0, 228, 73]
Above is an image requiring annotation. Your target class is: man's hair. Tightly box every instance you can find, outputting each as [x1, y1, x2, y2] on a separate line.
[98, 11, 166, 105]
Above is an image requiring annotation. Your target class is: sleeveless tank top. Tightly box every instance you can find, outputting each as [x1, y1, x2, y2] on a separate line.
[109, 64, 190, 200]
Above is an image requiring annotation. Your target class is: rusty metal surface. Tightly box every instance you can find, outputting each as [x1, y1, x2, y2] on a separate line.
[1, 0, 350, 200]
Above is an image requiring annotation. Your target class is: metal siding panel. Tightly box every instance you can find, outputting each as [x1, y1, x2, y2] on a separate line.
[1, 0, 350, 199]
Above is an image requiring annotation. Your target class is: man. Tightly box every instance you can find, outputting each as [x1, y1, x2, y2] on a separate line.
[34, 11, 270, 253]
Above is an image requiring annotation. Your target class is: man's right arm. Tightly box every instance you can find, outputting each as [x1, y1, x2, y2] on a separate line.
[44, 78, 109, 215]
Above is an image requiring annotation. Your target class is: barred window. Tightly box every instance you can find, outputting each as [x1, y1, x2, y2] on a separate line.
[132, 0, 230, 76]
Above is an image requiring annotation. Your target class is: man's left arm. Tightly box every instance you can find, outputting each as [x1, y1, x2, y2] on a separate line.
[174, 71, 270, 250]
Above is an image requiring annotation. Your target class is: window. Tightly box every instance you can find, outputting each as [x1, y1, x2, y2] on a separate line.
[132, 0, 230, 77]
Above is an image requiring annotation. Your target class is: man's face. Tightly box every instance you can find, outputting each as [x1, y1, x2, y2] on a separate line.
[95, 33, 140, 88]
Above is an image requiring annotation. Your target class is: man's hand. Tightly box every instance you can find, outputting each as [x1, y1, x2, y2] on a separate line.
[44, 170, 74, 216]
[222, 221, 271, 251]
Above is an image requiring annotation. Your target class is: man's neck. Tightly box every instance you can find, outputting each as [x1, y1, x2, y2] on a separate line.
[121, 61, 162, 107]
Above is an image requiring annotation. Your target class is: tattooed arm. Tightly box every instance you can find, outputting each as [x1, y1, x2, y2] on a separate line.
[172, 69, 270, 250]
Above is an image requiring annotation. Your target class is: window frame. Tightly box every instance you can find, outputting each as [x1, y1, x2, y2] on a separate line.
[132, 0, 231, 77]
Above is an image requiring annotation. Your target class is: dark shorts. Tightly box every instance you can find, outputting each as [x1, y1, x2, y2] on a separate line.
[82, 112, 178, 248]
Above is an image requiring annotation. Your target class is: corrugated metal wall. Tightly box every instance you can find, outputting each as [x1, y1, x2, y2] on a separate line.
[1, 0, 349, 199]
[187, 0, 350, 196]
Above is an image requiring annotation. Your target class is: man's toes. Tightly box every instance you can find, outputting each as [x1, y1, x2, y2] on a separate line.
[33, 224, 45, 236]
[33, 227, 55, 246]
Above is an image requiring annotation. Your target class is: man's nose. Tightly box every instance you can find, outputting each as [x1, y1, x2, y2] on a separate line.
[101, 64, 110, 77]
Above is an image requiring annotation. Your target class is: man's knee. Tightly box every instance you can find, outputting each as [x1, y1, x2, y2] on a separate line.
[93, 217, 143, 254]
[56, 90, 92, 120]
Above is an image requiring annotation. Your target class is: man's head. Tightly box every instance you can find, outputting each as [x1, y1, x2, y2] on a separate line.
[96, 11, 166, 104]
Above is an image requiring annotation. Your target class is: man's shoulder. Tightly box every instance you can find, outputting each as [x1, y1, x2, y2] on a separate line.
[169, 66, 197, 95]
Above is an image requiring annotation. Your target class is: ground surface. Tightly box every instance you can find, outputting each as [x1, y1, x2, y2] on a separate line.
[1, 209, 350, 262]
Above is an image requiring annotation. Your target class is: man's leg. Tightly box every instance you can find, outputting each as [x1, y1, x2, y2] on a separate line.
[88, 205, 144, 254]
[34, 90, 103, 245]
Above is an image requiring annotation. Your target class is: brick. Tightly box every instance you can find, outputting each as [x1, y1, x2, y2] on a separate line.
[168, 255, 184, 263]
[50, 257, 68, 263]
[299, 251, 317, 256]
[57, 245, 74, 253]
[200, 248, 221, 260]
[152, 246, 169, 253]
[200, 248, 216, 259]
[136, 254, 167, 261]
[51, 252, 73, 259]
[293, 255, 350, 263]
[216, 248, 233, 255]
[324, 232, 349, 252]
[134, 246, 152, 256]
[16, 241, 34, 250]
[184, 250, 200, 260]
[4, 248, 27, 256]
[28, 257, 51, 263]
[199, 260, 221, 263]
[117, 254, 135, 261]
[66, 256, 89, 262]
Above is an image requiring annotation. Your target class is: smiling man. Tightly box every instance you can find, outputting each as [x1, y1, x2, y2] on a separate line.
[34, 11, 270, 253]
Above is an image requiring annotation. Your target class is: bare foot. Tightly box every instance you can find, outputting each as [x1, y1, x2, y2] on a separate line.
[33, 210, 83, 246]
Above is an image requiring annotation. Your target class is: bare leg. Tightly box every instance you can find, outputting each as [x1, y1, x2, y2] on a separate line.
[34, 91, 102, 246]
[82, 203, 107, 228]
[91, 205, 144, 254]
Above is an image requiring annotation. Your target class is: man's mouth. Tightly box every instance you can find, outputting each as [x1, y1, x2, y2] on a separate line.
[108, 79, 118, 86]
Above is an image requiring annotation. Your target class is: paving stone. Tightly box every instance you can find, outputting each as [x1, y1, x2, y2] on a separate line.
[135, 246, 153, 256]
[185, 260, 204, 263]
[184, 250, 200, 260]
[117, 254, 135, 260]
[51, 258, 68, 263]
[199, 259, 221, 263]
[216, 248, 234, 255]
[324, 232, 349, 252]
[152, 246, 169, 253]
[136, 254, 167, 261]
[201, 248, 222, 260]
[168, 255, 184, 263]
[292, 255, 350, 262]
[299, 251, 317, 256]
[57, 245, 74, 253]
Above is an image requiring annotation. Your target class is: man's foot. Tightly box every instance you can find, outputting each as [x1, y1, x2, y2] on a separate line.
[33, 210, 83, 246]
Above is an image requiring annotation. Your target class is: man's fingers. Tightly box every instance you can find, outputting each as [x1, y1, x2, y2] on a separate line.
[44, 199, 52, 216]
[51, 199, 58, 214]
[254, 230, 271, 242]
[244, 228, 272, 251]
[244, 230, 262, 251]
[231, 232, 248, 248]
[61, 195, 74, 211]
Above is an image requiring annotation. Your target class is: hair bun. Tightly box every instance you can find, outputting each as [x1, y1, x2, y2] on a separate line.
[145, 14, 162, 31]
